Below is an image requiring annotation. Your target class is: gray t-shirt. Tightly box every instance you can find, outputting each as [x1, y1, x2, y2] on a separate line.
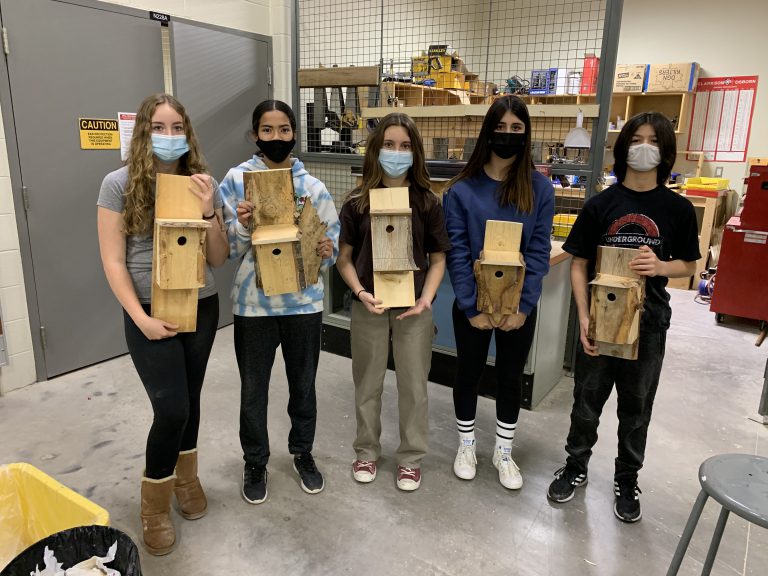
[97, 166, 222, 303]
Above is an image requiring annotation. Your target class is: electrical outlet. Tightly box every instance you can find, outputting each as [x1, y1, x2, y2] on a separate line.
[714, 166, 724, 177]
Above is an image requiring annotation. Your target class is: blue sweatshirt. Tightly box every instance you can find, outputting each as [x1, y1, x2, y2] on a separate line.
[443, 169, 555, 318]
[219, 155, 340, 316]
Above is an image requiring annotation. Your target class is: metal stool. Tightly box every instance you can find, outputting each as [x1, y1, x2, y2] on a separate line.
[667, 453, 768, 575]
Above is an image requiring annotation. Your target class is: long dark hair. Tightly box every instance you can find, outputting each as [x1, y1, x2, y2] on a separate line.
[448, 95, 534, 213]
[613, 111, 676, 186]
[346, 112, 433, 213]
[251, 99, 297, 134]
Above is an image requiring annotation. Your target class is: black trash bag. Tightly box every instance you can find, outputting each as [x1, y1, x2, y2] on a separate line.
[1, 525, 141, 576]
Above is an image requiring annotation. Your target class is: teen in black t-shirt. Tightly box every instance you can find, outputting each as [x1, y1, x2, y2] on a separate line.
[547, 112, 700, 523]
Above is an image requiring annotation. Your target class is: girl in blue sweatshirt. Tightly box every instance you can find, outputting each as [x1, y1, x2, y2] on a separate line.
[443, 95, 554, 490]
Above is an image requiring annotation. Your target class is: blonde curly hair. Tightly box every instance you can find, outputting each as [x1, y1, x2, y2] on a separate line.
[123, 93, 208, 235]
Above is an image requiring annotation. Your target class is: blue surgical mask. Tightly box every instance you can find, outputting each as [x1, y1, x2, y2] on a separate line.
[378, 149, 413, 178]
[151, 134, 190, 162]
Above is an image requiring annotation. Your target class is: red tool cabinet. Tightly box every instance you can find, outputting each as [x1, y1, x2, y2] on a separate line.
[710, 166, 768, 323]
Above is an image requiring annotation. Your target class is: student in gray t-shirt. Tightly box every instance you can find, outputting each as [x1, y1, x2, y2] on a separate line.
[96, 93, 228, 556]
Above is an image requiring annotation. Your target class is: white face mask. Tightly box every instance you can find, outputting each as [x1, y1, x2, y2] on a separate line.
[627, 143, 661, 172]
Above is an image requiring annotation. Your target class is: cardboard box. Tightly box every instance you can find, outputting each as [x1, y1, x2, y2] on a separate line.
[412, 56, 430, 79]
[613, 64, 647, 93]
[435, 71, 465, 90]
[644, 62, 700, 93]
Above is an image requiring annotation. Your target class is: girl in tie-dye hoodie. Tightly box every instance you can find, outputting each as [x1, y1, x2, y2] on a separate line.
[219, 100, 340, 504]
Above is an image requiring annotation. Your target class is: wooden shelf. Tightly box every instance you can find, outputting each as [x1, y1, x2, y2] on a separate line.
[522, 93, 598, 105]
[362, 103, 599, 119]
[609, 92, 692, 133]
[369, 82, 600, 119]
[608, 129, 686, 135]
[668, 191, 729, 290]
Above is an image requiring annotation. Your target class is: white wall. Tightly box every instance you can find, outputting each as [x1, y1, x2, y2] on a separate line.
[0, 106, 36, 394]
[617, 0, 768, 186]
[0, 0, 290, 394]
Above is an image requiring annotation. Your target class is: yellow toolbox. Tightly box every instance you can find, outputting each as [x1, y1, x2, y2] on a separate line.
[0, 463, 109, 569]
[553, 213, 578, 238]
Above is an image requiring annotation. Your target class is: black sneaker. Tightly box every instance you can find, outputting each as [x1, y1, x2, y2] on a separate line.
[614, 480, 642, 522]
[293, 453, 325, 494]
[242, 463, 268, 504]
[547, 465, 588, 503]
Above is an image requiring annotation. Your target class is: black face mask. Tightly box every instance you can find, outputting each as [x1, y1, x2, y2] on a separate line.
[257, 138, 295, 163]
[489, 132, 527, 160]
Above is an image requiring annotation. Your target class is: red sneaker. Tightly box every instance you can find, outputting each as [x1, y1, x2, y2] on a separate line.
[352, 460, 377, 483]
[396, 466, 421, 491]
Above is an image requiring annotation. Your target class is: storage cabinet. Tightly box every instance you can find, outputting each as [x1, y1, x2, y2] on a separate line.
[609, 92, 692, 134]
[666, 191, 729, 289]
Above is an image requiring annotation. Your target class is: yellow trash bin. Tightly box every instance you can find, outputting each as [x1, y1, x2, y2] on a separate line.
[0, 463, 109, 570]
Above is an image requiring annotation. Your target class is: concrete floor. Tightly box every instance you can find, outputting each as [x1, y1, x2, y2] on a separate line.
[1, 289, 767, 575]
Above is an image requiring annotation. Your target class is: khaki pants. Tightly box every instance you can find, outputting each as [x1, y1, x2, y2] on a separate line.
[351, 300, 433, 467]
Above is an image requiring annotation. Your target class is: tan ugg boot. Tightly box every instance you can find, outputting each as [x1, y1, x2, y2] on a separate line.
[174, 448, 208, 520]
[140, 474, 176, 555]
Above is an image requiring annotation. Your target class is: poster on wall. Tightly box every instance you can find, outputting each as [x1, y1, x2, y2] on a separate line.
[118, 112, 137, 161]
[686, 75, 758, 162]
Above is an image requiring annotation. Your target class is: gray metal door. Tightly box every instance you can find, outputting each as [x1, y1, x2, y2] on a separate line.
[170, 20, 272, 324]
[1, 0, 164, 377]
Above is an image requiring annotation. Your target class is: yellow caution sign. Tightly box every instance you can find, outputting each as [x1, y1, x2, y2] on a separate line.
[79, 117, 120, 150]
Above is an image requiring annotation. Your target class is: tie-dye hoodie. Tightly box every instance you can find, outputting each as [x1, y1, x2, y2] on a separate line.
[219, 155, 340, 317]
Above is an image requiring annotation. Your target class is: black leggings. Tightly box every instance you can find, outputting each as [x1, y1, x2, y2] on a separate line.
[452, 300, 537, 425]
[124, 295, 219, 479]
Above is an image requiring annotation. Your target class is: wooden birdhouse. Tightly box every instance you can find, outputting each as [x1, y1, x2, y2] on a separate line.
[151, 173, 211, 332]
[244, 168, 295, 227]
[474, 220, 526, 323]
[588, 246, 646, 359]
[370, 187, 418, 308]
[244, 168, 318, 296]
[154, 219, 210, 289]
[252, 223, 301, 296]
[297, 197, 328, 287]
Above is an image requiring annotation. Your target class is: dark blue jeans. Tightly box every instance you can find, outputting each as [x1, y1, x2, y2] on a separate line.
[564, 329, 667, 483]
[235, 312, 322, 466]
[124, 295, 219, 479]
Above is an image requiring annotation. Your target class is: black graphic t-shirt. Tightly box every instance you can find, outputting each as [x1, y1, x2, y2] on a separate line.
[564, 183, 700, 329]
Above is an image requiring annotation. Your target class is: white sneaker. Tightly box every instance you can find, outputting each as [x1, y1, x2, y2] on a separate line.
[493, 447, 523, 490]
[453, 441, 477, 480]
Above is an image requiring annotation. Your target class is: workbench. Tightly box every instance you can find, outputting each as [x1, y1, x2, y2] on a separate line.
[321, 241, 572, 409]
[430, 241, 572, 409]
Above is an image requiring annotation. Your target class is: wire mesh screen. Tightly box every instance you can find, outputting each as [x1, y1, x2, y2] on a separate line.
[297, 0, 606, 165]
[302, 161, 358, 212]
